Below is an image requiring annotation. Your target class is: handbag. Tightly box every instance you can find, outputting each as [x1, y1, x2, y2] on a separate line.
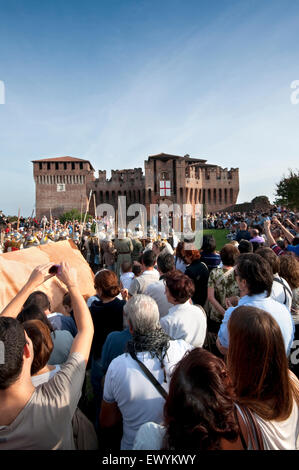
[129, 351, 168, 400]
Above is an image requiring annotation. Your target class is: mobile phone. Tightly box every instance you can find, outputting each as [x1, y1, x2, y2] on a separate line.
[49, 264, 61, 275]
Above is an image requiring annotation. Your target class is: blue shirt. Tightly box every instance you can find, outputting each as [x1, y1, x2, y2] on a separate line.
[97, 328, 132, 380]
[48, 313, 78, 338]
[218, 292, 294, 356]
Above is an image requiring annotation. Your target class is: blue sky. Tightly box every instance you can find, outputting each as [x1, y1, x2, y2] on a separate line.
[0, 0, 299, 216]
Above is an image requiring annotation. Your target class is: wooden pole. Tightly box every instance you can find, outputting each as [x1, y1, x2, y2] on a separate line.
[93, 193, 98, 237]
[81, 190, 92, 238]
[17, 208, 21, 231]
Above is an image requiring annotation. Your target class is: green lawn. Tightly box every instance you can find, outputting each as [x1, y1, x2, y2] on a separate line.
[203, 229, 230, 251]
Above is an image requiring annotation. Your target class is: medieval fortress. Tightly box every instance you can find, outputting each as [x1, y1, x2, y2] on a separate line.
[33, 153, 239, 220]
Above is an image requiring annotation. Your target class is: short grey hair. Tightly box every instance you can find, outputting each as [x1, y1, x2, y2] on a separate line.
[123, 294, 160, 335]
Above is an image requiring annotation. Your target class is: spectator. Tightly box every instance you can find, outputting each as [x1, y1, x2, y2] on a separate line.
[238, 239, 253, 254]
[144, 253, 175, 318]
[0, 262, 94, 450]
[217, 253, 294, 356]
[134, 348, 246, 450]
[120, 261, 134, 290]
[174, 241, 187, 273]
[207, 244, 240, 332]
[89, 269, 125, 407]
[128, 250, 159, 296]
[249, 228, 265, 245]
[227, 306, 299, 450]
[23, 290, 77, 337]
[17, 303, 73, 365]
[161, 271, 207, 347]
[235, 222, 251, 243]
[200, 235, 221, 272]
[100, 295, 192, 450]
[183, 248, 209, 307]
[256, 247, 292, 311]
[279, 255, 299, 320]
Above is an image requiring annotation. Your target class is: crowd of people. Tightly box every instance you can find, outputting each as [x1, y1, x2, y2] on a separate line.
[0, 204, 299, 451]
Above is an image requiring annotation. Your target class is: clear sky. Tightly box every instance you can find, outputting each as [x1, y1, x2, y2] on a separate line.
[0, 0, 299, 216]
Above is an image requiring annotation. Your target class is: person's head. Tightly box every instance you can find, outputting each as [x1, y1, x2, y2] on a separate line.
[250, 228, 259, 238]
[279, 254, 299, 289]
[152, 240, 164, 256]
[183, 249, 201, 265]
[132, 261, 142, 277]
[201, 235, 216, 254]
[220, 244, 239, 267]
[163, 348, 238, 450]
[17, 304, 54, 333]
[240, 222, 247, 231]
[62, 292, 72, 316]
[94, 269, 120, 299]
[0, 317, 33, 390]
[23, 290, 51, 314]
[175, 241, 185, 260]
[157, 253, 175, 275]
[251, 241, 264, 252]
[255, 247, 280, 275]
[227, 306, 296, 421]
[121, 261, 132, 274]
[164, 271, 195, 304]
[141, 249, 156, 269]
[238, 240, 253, 254]
[23, 319, 53, 375]
[123, 294, 160, 335]
[235, 253, 273, 297]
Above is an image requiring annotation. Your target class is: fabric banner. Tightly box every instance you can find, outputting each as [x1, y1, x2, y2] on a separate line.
[0, 240, 95, 313]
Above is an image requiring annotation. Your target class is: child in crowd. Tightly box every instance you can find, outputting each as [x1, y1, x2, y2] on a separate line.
[120, 261, 134, 290]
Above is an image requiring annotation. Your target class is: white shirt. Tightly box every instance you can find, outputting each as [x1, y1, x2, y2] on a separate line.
[31, 365, 61, 387]
[144, 279, 173, 318]
[103, 339, 192, 450]
[120, 272, 135, 290]
[160, 301, 207, 347]
[271, 274, 293, 311]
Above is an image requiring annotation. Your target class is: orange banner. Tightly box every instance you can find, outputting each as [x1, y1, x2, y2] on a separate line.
[0, 240, 95, 313]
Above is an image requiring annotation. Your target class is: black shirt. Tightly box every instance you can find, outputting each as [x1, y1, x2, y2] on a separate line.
[185, 259, 209, 307]
[89, 297, 126, 360]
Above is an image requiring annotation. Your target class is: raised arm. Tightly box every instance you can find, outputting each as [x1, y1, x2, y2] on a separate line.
[0, 263, 54, 318]
[272, 216, 294, 244]
[263, 219, 276, 247]
[57, 261, 94, 364]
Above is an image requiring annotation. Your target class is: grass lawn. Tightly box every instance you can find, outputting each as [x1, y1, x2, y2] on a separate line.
[203, 229, 230, 251]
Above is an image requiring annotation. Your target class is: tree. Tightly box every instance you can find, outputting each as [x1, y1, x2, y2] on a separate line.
[59, 209, 92, 225]
[274, 170, 299, 210]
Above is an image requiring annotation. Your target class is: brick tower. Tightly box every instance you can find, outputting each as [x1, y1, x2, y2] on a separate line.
[32, 156, 95, 219]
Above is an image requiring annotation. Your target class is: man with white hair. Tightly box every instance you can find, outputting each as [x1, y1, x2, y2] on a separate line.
[100, 294, 192, 450]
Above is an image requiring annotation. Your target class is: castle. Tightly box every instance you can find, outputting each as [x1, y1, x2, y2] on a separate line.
[32, 153, 239, 220]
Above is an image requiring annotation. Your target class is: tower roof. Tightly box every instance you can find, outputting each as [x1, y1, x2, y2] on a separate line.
[32, 156, 95, 170]
[147, 152, 207, 163]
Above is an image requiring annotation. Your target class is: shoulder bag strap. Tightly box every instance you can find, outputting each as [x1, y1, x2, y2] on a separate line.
[273, 277, 293, 304]
[239, 405, 264, 450]
[129, 351, 168, 400]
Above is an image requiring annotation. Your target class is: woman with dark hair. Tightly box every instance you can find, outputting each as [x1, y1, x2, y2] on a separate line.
[227, 306, 299, 449]
[161, 271, 207, 347]
[174, 241, 186, 273]
[133, 348, 245, 450]
[183, 249, 209, 307]
[200, 235, 221, 272]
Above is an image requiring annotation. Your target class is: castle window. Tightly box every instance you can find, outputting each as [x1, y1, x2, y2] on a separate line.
[47, 163, 51, 170]
[64, 163, 67, 170]
[39, 162, 42, 170]
[55, 163, 59, 170]
[80, 162, 83, 170]
[72, 162, 75, 170]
